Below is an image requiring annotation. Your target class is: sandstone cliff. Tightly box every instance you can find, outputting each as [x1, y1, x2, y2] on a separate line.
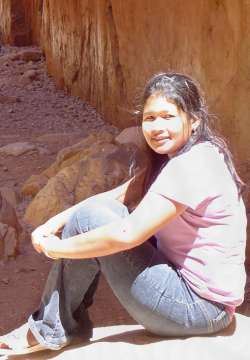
[0, 0, 42, 45]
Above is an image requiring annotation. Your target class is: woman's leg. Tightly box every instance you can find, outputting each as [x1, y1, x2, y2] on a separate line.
[12, 198, 231, 351]
[100, 244, 232, 337]
[28, 198, 129, 350]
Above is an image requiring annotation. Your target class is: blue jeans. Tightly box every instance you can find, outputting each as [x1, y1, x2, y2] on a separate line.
[28, 198, 231, 350]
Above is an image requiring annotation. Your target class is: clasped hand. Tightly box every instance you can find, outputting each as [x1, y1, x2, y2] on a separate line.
[31, 221, 63, 260]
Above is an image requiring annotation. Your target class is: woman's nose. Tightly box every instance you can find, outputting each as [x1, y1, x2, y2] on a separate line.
[151, 117, 165, 133]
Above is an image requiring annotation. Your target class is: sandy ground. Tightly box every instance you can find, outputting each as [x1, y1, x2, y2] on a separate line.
[0, 45, 134, 336]
[0, 44, 249, 340]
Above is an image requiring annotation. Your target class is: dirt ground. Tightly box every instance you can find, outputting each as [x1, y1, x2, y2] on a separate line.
[0, 45, 249, 338]
[0, 45, 134, 336]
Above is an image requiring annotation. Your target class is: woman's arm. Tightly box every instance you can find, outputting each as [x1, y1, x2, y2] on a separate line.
[32, 168, 147, 251]
[39, 190, 186, 259]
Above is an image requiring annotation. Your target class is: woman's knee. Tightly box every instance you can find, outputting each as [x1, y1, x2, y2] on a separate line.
[62, 197, 129, 239]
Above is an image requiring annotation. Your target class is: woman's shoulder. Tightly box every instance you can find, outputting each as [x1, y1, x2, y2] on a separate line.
[150, 141, 239, 210]
[164, 141, 234, 192]
[179, 141, 220, 160]
[167, 141, 223, 172]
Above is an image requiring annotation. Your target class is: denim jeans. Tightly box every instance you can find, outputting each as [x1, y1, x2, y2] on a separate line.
[28, 197, 232, 350]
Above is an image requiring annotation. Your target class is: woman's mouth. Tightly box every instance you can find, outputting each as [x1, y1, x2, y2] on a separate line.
[151, 136, 170, 142]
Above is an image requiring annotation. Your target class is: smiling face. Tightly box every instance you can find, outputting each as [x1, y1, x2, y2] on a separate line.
[142, 95, 199, 156]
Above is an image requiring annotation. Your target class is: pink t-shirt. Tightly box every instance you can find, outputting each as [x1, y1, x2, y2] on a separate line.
[149, 142, 247, 315]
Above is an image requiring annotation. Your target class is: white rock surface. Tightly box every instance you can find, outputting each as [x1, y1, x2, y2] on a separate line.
[8, 313, 250, 360]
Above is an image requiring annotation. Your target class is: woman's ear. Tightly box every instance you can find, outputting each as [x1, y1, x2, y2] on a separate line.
[191, 117, 201, 132]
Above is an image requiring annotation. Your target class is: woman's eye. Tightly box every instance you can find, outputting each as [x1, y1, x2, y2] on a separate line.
[162, 114, 174, 119]
[143, 114, 174, 121]
[151, 115, 171, 120]
[143, 116, 154, 121]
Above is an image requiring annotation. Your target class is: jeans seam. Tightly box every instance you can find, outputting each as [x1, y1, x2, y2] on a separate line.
[130, 252, 206, 307]
[76, 212, 88, 233]
[136, 275, 205, 306]
[143, 279, 205, 306]
[197, 300, 214, 332]
[162, 295, 204, 307]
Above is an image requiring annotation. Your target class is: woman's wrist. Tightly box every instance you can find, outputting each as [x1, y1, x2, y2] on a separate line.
[39, 234, 62, 259]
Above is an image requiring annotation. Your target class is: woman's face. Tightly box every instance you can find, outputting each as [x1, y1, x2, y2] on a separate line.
[142, 95, 199, 156]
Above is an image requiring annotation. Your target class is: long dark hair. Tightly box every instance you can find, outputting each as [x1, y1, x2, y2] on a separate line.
[140, 72, 245, 196]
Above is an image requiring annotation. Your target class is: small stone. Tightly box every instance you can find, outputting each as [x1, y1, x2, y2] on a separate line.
[0, 95, 20, 104]
[22, 69, 38, 81]
[0, 142, 36, 156]
[1, 278, 9, 285]
[3, 166, 8, 172]
[38, 147, 50, 156]
[3, 226, 18, 258]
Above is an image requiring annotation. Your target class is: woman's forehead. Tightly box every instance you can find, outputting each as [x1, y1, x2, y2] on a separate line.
[143, 95, 179, 115]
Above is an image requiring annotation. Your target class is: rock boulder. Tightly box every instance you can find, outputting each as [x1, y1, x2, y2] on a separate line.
[0, 190, 21, 259]
[23, 130, 149, 227]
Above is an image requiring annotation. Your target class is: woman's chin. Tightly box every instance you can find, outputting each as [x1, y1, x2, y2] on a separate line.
[151, 143, 174, 155]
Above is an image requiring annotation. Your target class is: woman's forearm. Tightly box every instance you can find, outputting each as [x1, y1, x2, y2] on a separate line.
[40, 188, 183, 260]
[41, 218, 136, 259]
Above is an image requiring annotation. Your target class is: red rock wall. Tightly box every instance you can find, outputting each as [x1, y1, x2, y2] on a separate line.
[0, 0, 11, 43]
[23, 0, 43, 45]
[40, 0, 128, 130]
[0, 0, 42, 45]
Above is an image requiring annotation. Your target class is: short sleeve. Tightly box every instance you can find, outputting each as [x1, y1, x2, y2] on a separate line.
[148, 144, 226, 210]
